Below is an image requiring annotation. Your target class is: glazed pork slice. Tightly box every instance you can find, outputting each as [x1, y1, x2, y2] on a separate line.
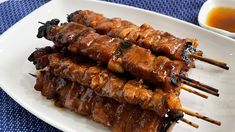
[67, 10, 199, 68]
[37, 20, 186, 90]
[34, 71, 177, 132]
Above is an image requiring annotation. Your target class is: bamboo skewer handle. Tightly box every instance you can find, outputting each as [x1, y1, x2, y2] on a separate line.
[179, 107, 221, 126]
[180, 118, 199, 128]
[181, 80, 219, 97]
[181, 85, 208, 99]
[190, 54, 229, 70]
[177, 74, 219, 93]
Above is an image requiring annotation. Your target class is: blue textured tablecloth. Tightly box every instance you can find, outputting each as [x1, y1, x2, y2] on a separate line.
[0, 0, 206, 131]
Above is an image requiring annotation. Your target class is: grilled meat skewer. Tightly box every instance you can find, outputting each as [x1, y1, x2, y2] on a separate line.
[67, 10, 228, 70]
[30, 51, 182, 117]
[29, 47, 221, 126]
[47, 54, 221, 125]
[29, 46, 209, 100]
[36, 20, 219, 95]
[35, 70, 178, 132]
[67, 10, 197, 67]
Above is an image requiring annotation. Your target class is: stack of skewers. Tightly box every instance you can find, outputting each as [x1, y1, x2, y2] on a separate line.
[28, 10, 229, 132]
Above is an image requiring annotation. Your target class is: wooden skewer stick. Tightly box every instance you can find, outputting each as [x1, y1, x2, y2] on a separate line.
[179, 107, 221, 126]
[190, 54, 229, 70]
[181, 85, 208, 99]
[180, 118, 199, 128]
[29, 73, 37, 78]
[177, 74, 218, 93]
[38, 21, 46, 25]
[181, 80, 219, 97]
[191, 53, 227, 65]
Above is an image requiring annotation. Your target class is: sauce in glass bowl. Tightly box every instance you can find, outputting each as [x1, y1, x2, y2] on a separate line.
[206, 7, 235, 33]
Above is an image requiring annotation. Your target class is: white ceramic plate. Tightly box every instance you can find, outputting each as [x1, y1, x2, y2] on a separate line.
[0, 0, 235, 132]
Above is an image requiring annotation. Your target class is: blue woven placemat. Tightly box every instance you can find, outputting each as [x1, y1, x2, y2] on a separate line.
[0, 0, 206, 131]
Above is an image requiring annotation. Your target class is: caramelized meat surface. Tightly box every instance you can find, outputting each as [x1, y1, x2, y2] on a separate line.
[35, 71, 176, 132]
[68, 10, 199, 67]
[37, 21, 186, 89]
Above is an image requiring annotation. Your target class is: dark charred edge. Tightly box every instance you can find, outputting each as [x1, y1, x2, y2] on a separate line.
[186, 42, 196, 53]
[28, 46, 55, 70]
[28, 46, 75, 70]
[160, 110, 183, 132]
[181, 42, 196, 66]
[37, 19, 60, 38]
[113, 40, 132, 60]
[28, 46, 53, 62]
[167, 110, 184, 122]
[159, 117, 176, 132]
[170, 74, 180, 85]
[67, 10, 81, 22]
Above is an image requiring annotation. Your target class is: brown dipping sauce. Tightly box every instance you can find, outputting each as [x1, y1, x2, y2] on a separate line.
[206, 7, 235, 32]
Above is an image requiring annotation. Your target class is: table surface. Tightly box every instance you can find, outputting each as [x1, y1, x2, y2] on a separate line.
[0, 0, 206, 131]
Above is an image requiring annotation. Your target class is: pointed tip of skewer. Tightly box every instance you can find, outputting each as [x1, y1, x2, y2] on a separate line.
[38, 21, 45, 25]
[28, 73, 37, 78]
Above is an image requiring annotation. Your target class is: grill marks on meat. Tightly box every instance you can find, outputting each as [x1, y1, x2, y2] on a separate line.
[40, 22, 186, 89]
[67, 10, 198, 67]
[35, 71, 176, 132]
[48, 53, 182, 116]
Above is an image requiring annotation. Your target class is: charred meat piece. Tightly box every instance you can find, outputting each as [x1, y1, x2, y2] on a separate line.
[29, 52, 182, 117]
[37, 21, 186, 90]
[28, 46, 54, 69]
[35, 71, 178, 132]
[67, 10, 199, 68]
